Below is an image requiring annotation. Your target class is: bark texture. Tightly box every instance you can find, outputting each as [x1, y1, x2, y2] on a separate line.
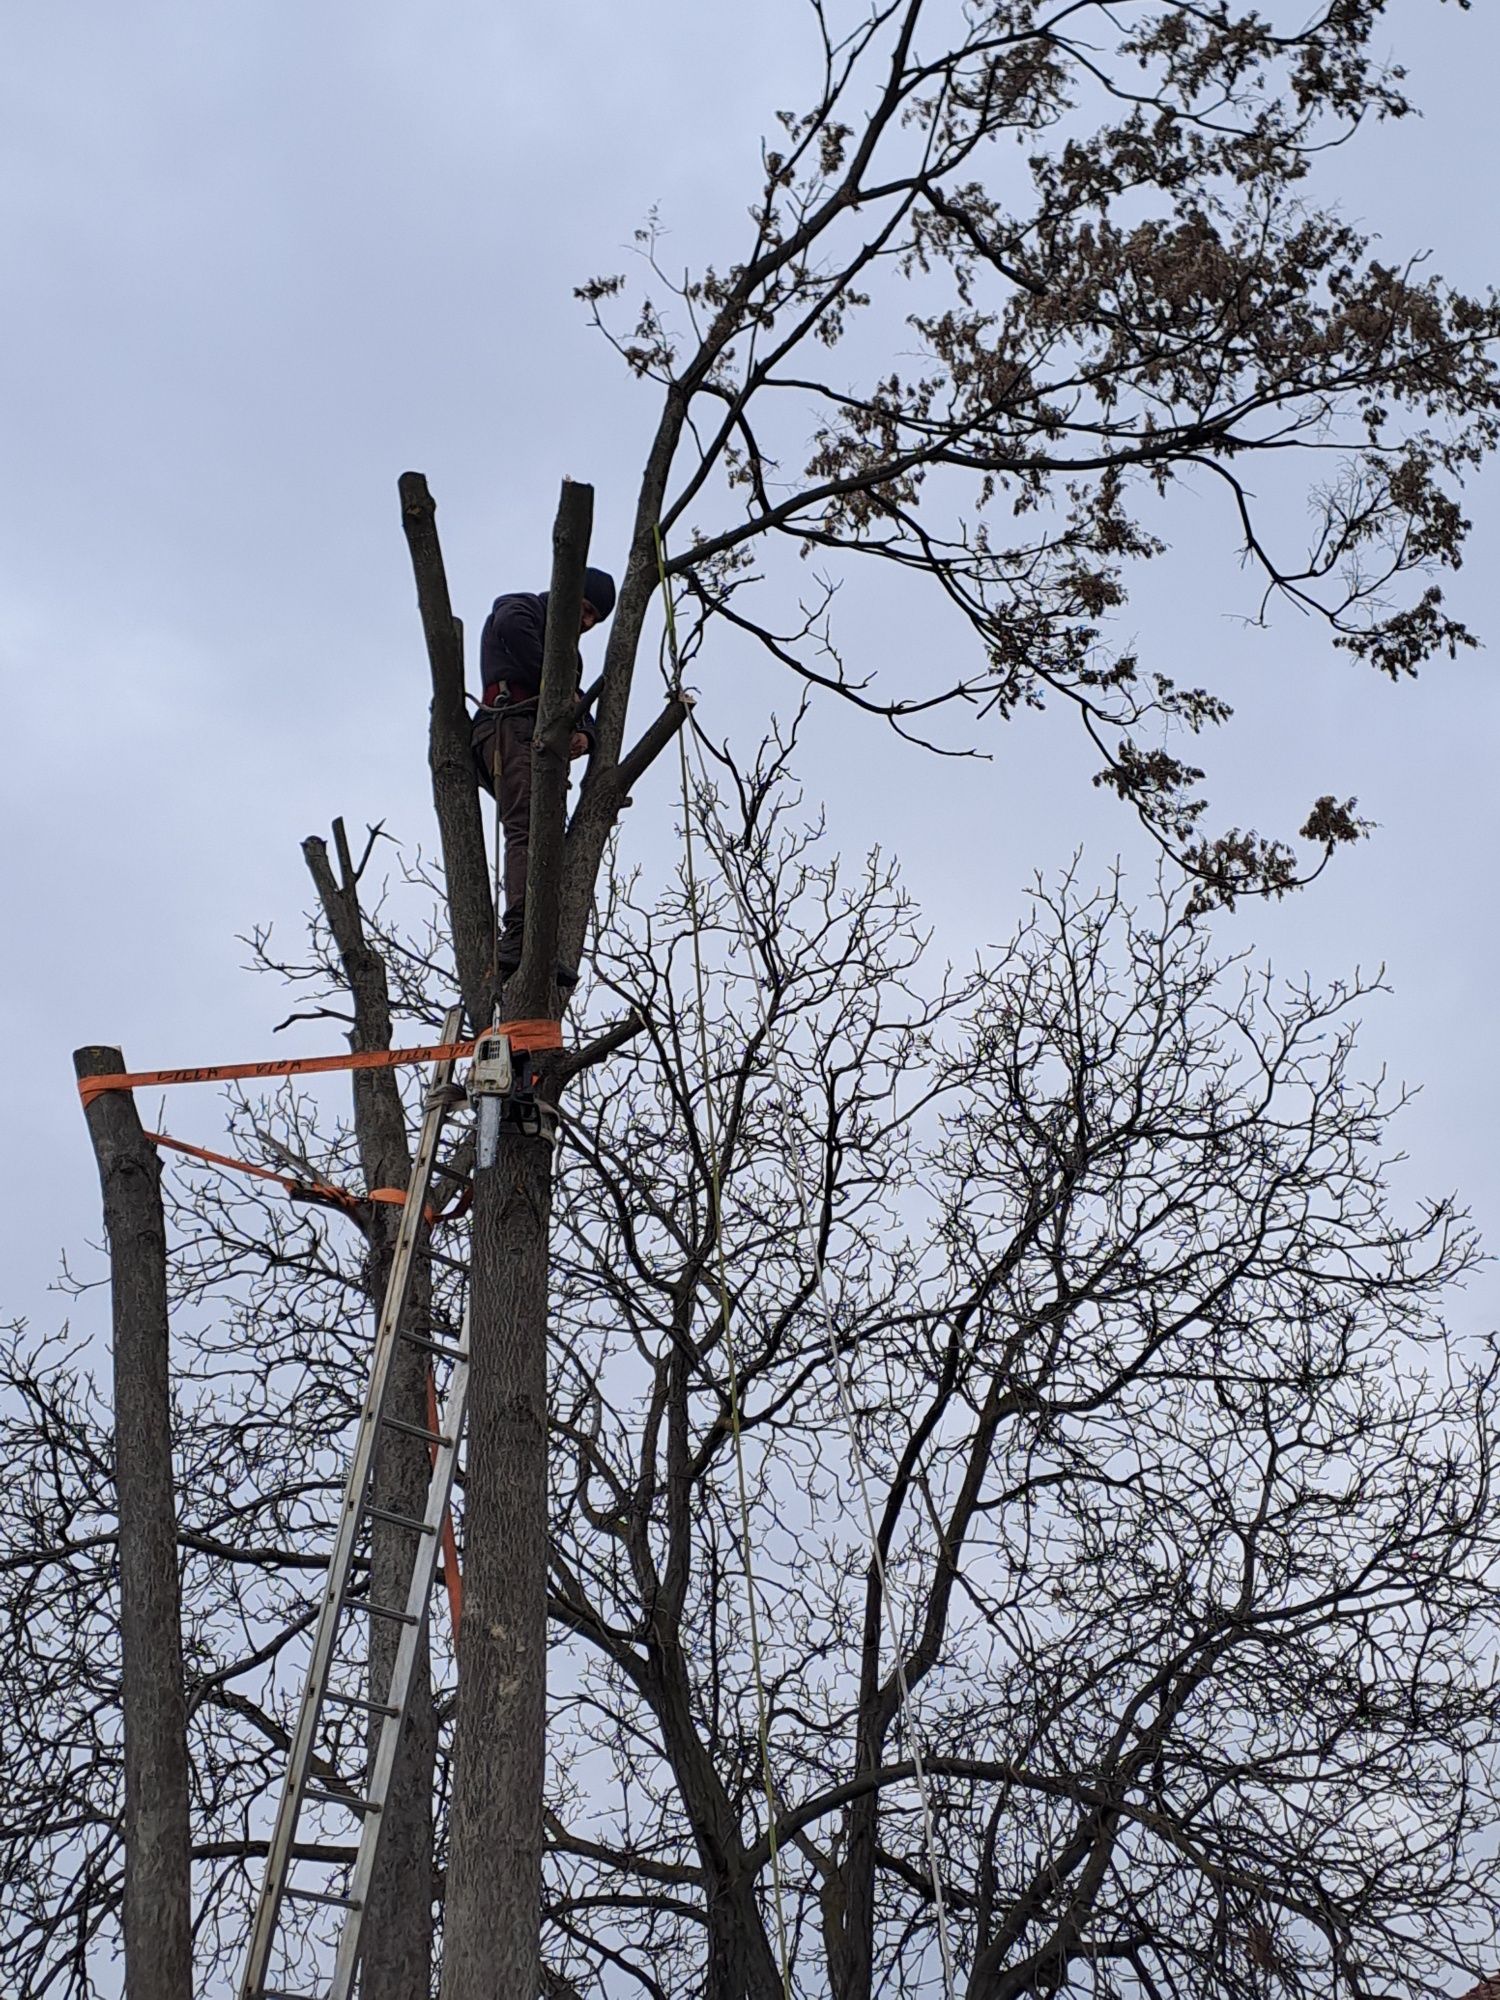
[439, 1131, 555, 2000]
[304, 825, 438, 2000]
[440, 484, 592, 2000]
[73, 1047, 193, 2000]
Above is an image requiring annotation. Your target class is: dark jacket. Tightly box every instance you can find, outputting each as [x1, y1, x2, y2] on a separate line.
[480, 591, 554, 703]
[473, 593, 596, 789]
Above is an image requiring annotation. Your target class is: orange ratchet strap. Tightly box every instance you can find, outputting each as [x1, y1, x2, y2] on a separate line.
[142, 1130, 468, 1225]
[144, 1129, 364, 1213]
[81, 1025, 489, 1629]
[76, 1020, 564, 1106]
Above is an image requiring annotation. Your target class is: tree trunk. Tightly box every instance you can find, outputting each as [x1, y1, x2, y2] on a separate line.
[650, 1645, 788, 2000]
[440, 481, 593, 2000]
[303, 826, 438, 1999]
[74, 1047, 193, 2000]
[403, 472, 687, 1997]
[831, 1715, 881, 2000]
[440, 1126, 555, 2000]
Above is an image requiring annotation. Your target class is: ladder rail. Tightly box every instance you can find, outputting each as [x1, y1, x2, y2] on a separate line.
[238, 1006, 463, 2000]
[329, 1308, 470, 1998]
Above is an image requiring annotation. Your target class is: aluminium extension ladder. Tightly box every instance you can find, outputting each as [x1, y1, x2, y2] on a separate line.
[239, 1008, 470, 2000]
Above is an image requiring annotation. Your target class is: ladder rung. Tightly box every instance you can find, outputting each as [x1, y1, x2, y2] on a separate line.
[364, 1505, 436, 1536]
[303, 1785, 380, 1816]
[323, 1688, 399, 1718]
[342, 1596, 419, 1625]
[400, 1327, 469, 1360]
[283, 1883, 361, 1910]
[238, 1002, 464, 2000]
[381, 1415, 452, 1446]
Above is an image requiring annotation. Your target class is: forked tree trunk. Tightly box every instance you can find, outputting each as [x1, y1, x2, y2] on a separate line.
[74, 1046, 193, 2000]
[401, 469, 686, 1998]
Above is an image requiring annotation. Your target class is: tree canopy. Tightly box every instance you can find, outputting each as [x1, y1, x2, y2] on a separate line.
[579, 0, 1500, 906]
[8, 754, 1500, 1997]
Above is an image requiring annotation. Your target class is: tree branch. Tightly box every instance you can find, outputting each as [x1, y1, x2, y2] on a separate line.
[399, 470, 493, 1027]
[514, 478, 593, 1012]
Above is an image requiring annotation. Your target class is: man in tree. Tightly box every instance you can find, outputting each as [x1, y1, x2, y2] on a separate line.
[471, 564, 616, 983]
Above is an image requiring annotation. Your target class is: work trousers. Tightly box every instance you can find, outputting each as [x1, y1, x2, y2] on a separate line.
[478, 709, 534, 960]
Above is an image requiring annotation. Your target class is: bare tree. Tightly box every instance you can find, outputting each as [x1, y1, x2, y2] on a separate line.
[400, 7, 1500, 1988]
[535, 741, 1500, 2000]
[33, 7, 1500, 1996]
[10, 744, 1500, 2000]
[9, 865, 473, 1999]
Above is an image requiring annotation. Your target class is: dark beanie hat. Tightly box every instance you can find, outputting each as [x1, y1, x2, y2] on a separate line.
[583, 567, 617, 620]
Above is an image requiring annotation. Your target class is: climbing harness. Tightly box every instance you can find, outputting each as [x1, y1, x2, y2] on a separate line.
[658, 528, 960, 1999]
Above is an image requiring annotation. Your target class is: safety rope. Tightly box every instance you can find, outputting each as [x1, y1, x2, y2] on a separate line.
[656, 531, 960, 1997]
[657, 529, 794, 1999]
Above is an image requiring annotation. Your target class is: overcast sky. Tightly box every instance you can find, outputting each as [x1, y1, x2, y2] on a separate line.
[6, 0, 1500, 1349]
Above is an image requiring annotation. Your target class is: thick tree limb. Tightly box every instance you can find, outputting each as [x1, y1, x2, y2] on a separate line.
[399, 470, 493, 1027]
[442, 484, 599, 2000]
[557, 1011, 647, 1083]
[514, 478, 593, 1010]
[577, 693, 694, 834]
[441, 1126, 556, 2000]
[556, 400, 688, 968]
